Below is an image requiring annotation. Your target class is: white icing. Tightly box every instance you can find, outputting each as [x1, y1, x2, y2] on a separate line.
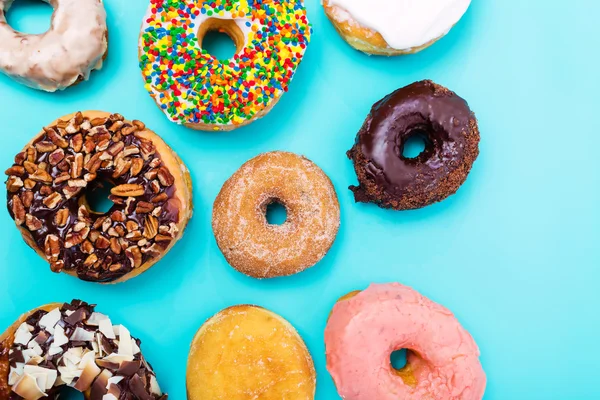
[325, 0, 471, 50]
[0, 0, 107, 91]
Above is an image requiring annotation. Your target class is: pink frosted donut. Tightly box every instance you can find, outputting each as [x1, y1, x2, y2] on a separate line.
[325, 283, 486, 400]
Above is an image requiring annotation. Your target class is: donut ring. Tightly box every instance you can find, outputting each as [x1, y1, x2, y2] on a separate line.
[325, 283, 486, 400]
[0, 0, 108, 91]
[323, 0, 471, 56]
[139, 0, 311, 131]
[5, 111, 193, 283]
[212, 151, 340, 278]
[0, 300, 166, 399]
[347, 80, 480, 210]
[187, 305, 316, 400]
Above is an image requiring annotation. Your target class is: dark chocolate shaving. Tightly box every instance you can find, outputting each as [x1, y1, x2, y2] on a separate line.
[3, 300, 166, 399]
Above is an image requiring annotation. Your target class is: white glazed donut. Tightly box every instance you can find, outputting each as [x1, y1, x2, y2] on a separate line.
[0, 0, 108, 91]
[323, 0, 471, 55]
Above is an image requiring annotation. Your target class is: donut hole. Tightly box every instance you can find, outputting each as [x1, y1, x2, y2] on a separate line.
[198, 18, 244, 61]
[401, 129, 431, 160]
[84, 180, 116, 214]
[390, 348, 418, 387]
[59, 389, 79, 400]
[5, 0, 53, 34]
[265, 201, 287, 226]
[390, 349, 408, 370]
[201, 30, 238, 60]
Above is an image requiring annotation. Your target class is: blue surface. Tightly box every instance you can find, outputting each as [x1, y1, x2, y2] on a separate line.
[0, 1, 599, 399]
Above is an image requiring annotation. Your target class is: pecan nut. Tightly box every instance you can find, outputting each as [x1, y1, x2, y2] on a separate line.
[5, 166, 25, 176]
[55, 208, 69, 227]
[44, 234, 60, 261]
[25, 214, 43, 231]
[111, 184, 145, 197]
[143, 215, 158, 239]
[126, 247, 142, 269]
[11, 195, 25, 225]
[43, 192, 63, 209]
[6, 176, 23, 192]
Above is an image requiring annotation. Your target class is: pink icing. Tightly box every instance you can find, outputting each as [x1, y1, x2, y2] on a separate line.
[324, 283, 486, 400]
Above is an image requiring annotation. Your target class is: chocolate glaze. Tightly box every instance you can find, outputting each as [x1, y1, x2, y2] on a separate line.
[1, 300, 166, 400]
[5, 113, 181, 282]
[347, 80, 480, 210]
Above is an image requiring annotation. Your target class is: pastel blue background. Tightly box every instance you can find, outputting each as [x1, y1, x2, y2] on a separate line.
[0, 0, 599, 399]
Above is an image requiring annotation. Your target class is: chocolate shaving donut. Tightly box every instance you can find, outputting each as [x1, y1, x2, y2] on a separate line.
[0, 300, 167, 399]
[5, 111, 193, 283]
[347, 80, 480, 210]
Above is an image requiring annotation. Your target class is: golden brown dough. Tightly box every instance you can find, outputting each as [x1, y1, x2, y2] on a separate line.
[212, 151, 340, 278]
[187, 305, 316, 400]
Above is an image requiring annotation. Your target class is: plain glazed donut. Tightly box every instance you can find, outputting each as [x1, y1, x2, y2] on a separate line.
[187, 305, 315, 400]
[325, 283, 486, 400]
[323, 0, 471, 55]
[347, 80, 480, 210]
[0, 0, 108, 91]
[212, 151, 340, 278]
[139, 0, 311, 131]
[4, 111, 193, 283]
[0, 300, 166, 399]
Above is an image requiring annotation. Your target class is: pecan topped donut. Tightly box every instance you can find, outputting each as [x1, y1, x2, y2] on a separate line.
[5, 111, 193, 283]
[0, 300, 167, 399]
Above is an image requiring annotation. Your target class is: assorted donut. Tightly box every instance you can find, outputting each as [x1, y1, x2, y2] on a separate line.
[187, 305, 316, 400]
[212, 151, 340, 278]
[0, 2, 490, 400]
[4, 111, 193, 283]
[0, 300, 165, 399]
[139, 0, 311, 131]
[325, 283, 486, 400]
[0, 0, 108, 91]
[347, 80, 480, 210]
[323, 0, 471, 55]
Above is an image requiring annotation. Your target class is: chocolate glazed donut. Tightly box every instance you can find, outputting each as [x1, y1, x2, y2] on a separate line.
[4, 111, 193, 284]
[347, 80, 480, 210]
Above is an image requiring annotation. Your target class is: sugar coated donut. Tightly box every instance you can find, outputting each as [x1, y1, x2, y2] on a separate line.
[325, 283, 486, 400]
[323, 0, 470, 55]
[139, 0, 311, 131]
[187, 305, 315, 400]
[212, 151, 340, 278]
[0, 0, 108, 91]
[5, 111, 193, 283]
[0, 300, 166, 399]
[347, 80, 480, 210]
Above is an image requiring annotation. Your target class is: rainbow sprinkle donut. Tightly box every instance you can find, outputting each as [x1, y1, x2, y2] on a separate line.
[139, 0, 312, 131]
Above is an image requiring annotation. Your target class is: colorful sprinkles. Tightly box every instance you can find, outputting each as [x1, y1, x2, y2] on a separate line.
[139, 0, 312, 128]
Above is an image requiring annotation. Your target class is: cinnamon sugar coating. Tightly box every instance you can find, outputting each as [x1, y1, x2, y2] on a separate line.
[212, 151, 340, 278]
